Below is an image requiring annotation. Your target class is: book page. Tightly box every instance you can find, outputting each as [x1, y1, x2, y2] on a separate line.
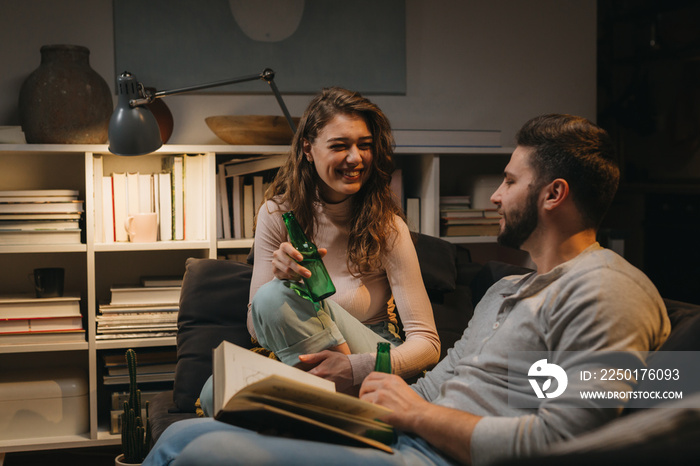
[214, 341, 335, 413]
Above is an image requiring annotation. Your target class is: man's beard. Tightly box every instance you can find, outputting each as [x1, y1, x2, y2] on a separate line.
[497, 188, 539, 249]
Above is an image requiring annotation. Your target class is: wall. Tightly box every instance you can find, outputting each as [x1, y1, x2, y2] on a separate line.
[0, 0, 596, 146]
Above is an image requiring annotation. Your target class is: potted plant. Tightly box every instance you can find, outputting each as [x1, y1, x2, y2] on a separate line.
[116, 348, 152, 465]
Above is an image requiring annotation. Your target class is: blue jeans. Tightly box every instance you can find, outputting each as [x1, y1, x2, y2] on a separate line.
[199, 278, 403, 416]
[142, 418, 455, 466]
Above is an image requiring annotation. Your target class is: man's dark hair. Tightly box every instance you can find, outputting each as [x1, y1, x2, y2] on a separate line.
[516, 114, 620, 229]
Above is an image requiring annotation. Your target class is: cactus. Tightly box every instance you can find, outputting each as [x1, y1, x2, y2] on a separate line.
[121, 348, 152, 464]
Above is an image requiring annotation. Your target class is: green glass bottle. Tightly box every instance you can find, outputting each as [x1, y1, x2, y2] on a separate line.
[282, 211, 336, 302]
[374, 342, 392, 373]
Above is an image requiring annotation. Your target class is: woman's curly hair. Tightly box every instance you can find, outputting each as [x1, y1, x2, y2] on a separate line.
[262, 87, 404, 274]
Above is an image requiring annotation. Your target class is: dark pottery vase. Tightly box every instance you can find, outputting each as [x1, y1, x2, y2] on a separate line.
[19, 44, 113, 144]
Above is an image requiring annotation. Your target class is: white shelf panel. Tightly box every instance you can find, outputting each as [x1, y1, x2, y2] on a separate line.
[395, 146, 514, 155]
[95, 336, 176, 350]
[94, 241, 211, 252]
[0, 434, 107, 452]
[0, 341, 89, 354]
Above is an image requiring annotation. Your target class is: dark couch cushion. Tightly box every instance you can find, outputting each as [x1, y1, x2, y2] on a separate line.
[413, 232, 458, 292]
[470, 260, 533, 307]
[173, 258, 254, 412]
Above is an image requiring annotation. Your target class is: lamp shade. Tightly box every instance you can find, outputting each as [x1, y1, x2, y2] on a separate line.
[108, 72, 162, 156]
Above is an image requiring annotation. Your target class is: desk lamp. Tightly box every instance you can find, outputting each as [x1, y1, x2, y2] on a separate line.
[108, 68, 296, 156]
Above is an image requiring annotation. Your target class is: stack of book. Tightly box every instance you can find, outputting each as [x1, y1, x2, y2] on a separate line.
[217, 155, 286, 240]
[440, 195, 500, 237]
[0, 293, 85, 344]
[95, 154, 206, 243]
[102, 348, 177, 387]
[96, 276, 182, 340]
[0, 189, 83, 245]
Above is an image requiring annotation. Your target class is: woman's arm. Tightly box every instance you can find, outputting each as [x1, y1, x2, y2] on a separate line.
[347, 220, 441, 383]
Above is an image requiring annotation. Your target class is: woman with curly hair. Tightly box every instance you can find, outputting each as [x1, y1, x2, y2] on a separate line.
[246, 87, 440, 394]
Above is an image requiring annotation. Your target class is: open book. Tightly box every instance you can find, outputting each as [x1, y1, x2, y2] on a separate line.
[213, 341, 395, 453]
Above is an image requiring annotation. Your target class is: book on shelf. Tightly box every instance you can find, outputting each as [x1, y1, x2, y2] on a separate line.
[95, 331, 177, 340]
[112, 172, 128, 242]
[0, 293, 81, 319]
[0, 315, 83, 334]
[222, 155, 286, 178]
[0, 189, 80, 199]
[139, 173, 154, 213]
[440, 195, 472, 205]
[97, 313, 178, 328]
[157, 171, 173, 241]
[110, 389, 162, 433]
[439, 209, 494, 219]
[184, 154, 206, 241]
[103, 371, 175, 385]
[103, 349, 177, 368]
[0, 201, 84, 214]
[140, 275, 183, 287]
[97, 324, 178, 334]
[441, 223, 501, 237]
[212, 340, 394, 453]
[93, 155, 105, 243]
[0, 229, 81, 245]
[160, 155, 186, 241]
[97, 303, 179, 314]
[109, 285, 182, 306]
[105, 362, 177, 376]
[217, 163, 232, 239]
[0, 212, 82, 221]
[392, 129, 501, 148]
[232, 175, 243, 239]
[0, 219, 80, 231]
[101, 175, 115, 243]
[0, 328, 85, 344]
[243, 182, 255, 238]
[406, 198, 420, 233]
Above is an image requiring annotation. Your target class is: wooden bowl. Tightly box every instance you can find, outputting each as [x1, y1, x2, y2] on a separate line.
[205, 115, 299, 145]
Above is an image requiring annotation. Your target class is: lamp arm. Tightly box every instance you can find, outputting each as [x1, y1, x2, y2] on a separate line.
[130, 68, 297, 133]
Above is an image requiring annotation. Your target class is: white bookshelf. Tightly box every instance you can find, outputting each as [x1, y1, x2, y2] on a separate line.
[0, 143, 512, 452]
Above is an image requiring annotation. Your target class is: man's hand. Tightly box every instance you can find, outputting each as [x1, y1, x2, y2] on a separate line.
[298, 351, 355, 394]
[360, 372, 481, 465]
[359, 372, 430, 432]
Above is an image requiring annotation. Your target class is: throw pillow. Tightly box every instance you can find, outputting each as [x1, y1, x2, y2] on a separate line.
[172, 258, 254, 412]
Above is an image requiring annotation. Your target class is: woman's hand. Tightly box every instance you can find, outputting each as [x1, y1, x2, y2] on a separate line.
[298, 351, 355, 394]
[271, 242, 327, 281]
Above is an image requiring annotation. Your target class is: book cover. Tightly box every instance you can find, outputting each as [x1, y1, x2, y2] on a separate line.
[109, 286, 182, 305]
[126, 171, 140, 217]
[0, 315, 83, 334]
[0, 201, 84, 214]
[213, 341, 394, 453]
[183, 154, 205, 241]
[93, 155, 104, 243]
[0, 219, 80, 231]
[217, 163, 231, 239]
[0, 229, 81, 245]
[0, 189, 80, 198]
[441, 223, 500, 237]
[0, 329, 85, 344]
[223, 155, 286, 177]
[0, 293, 81, 319]
[101, 175, 115, 243]
[242, 182, 254, 239]
[157, 172, 173, 241]
[232, 176, 243, 239]
[172, 156, 184, 241]
[112, 172, 128, 242]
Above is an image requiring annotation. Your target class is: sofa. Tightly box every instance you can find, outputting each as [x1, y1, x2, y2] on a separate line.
[148, 233, 700, 463]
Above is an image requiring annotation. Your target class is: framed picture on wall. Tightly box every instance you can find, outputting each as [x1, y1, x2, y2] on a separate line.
[114, 0, 406, 94]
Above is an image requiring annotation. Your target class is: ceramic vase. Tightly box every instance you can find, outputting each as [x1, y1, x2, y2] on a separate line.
[19, 44, 113, 144]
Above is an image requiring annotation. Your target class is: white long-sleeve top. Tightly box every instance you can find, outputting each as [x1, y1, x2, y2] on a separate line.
[247, 198, 441, 384]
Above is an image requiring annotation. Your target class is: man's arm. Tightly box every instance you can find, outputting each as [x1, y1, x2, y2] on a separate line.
[360, 372, 482, 465]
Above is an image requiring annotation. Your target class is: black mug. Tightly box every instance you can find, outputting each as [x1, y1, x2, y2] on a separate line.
[33, 267, 65, 298]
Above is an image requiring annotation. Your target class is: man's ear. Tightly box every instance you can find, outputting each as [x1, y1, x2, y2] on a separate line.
[542, 178, 569, 211]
